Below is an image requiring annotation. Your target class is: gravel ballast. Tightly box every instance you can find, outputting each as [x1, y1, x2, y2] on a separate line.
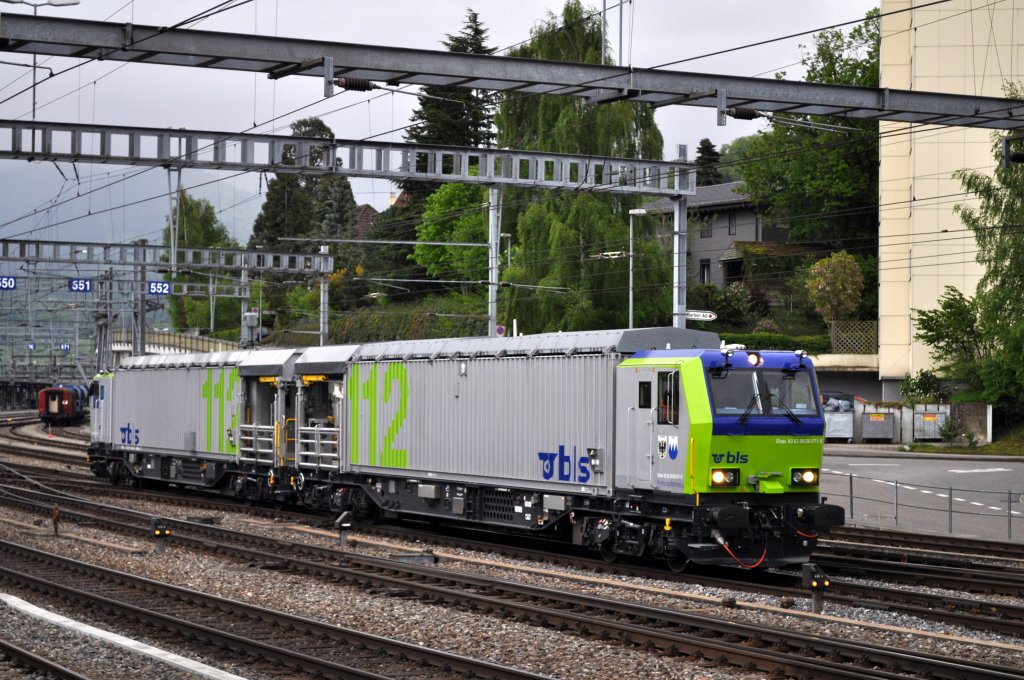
[0, 498, 1022, 679]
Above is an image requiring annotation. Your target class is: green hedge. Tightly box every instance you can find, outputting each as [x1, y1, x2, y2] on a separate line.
[329, 294, 488, 344]
[719, 332, 831, 355]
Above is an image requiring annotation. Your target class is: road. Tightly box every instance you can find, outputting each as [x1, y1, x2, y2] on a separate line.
[821, 446, 1024, 542]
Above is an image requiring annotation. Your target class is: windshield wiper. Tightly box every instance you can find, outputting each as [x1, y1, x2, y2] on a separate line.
[770, 393, 801, 424]
[738, 394, 760, 424]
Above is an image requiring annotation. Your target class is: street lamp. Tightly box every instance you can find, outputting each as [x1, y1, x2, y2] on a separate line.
[627, 208, 647, 329]
[0, 0, 81, 121]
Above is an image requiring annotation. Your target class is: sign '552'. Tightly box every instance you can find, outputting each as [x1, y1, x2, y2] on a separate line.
[147, 281, 171, 295]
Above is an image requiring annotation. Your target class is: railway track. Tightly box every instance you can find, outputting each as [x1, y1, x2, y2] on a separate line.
[824, 525, 1024, 562]
[813, 551, 1024, 596]
[6, 465, 1024, 639]
[355, 523, 1024, 638]
[5, 420, 1024, 642]
[0, 638, 91, 680]
[0, 541, 543, 680]
[1, 484, 1021, 680]
[0, 424, 91, 467]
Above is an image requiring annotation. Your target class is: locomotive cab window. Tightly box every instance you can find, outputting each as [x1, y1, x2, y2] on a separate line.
[657, 371, 679, 425]
[638, 381, 652, 409]
[765, 370, 819, 416]
[710, 367, 819, 418]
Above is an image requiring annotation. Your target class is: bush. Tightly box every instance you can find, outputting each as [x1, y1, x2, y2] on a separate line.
[687, 283, 756, 333]
[720, 332, 831, 355]
[751, 318, 781, 334]
[900, 369, 952, 403]
[939, 415, 963, 443]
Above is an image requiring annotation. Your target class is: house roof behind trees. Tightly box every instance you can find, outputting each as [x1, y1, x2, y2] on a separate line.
[644, 181, 749, 213]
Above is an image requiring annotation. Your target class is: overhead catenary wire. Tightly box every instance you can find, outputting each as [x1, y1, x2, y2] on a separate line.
[0, 1, 1007, 327]
[0, 0, 976, 239]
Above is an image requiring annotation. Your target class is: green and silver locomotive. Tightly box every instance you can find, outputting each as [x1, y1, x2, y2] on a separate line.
[88, 327, 843, 569]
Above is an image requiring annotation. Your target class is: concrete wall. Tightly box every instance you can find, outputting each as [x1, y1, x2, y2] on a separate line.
[878, 0, 1024, 398]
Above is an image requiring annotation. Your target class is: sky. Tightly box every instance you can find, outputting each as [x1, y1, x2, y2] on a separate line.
[0, 0, 879, 250]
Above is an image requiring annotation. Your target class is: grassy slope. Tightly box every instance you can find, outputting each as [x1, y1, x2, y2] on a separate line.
[909, 423, 1024, 456]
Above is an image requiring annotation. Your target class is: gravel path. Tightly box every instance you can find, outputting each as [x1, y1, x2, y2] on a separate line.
[1, 498, 1022, 680]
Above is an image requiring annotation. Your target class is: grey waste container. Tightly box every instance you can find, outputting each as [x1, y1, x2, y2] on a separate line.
[862, 412, 894, 442]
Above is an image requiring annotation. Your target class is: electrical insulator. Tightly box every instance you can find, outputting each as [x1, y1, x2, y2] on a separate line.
[727, 107, 761, 120]
[333, 77, 375, 92]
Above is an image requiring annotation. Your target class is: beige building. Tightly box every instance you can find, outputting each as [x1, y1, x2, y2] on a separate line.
[878, 0, 1024, 399]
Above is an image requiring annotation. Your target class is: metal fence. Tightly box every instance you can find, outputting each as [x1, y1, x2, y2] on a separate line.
[823, 471, 1024, 540]
[829, 319, 877, 354]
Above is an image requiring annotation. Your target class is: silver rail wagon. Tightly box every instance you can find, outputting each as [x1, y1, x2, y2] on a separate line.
[327, 328, 717, 528]
[90, 348, 300, 488]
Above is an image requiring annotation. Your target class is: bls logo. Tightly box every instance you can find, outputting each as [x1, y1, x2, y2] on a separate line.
[119, 422, 140, 446]
[538, 444, 591, 484]
[711, 451, 748, 464]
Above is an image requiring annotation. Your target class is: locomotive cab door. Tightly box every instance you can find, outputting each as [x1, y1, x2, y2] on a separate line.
[619, 365, 687, 493]
[90, 375, 114, 446]
[46, 391, 62, 417]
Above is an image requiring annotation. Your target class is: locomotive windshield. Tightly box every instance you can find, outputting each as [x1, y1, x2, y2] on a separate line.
[709, 368, 819, 419]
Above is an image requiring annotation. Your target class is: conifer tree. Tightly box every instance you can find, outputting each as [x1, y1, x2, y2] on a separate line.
[248, 117, 359, 316]
[694, 138, 723, 186]
[401, 9, 497, 201]
[494, 0, 666, 332]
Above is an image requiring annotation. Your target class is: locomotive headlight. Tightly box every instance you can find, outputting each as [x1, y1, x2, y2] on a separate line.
[710, 468, 740, 487]
[791, 468, 818, 486]
[746, 352, 763, 367]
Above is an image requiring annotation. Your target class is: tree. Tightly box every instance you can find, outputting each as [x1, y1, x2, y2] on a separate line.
[805, 250, 863, 324]
[402, 9, 497, 200]
[355, 11, 497, 303]
[161, 190, 240, 334]
[408, 9, 496, 148]
[494, 0, 666, 332]
[913, 286, 987, 393]
[249, 118, 340, 249]
[412, 183, 489, 286]
[738, 10, 880, 248]
[718, 135, 754, 183]
[915, 82, 1024, 417]
[248, 117, 360, 317]
[694, 138, 723, 186]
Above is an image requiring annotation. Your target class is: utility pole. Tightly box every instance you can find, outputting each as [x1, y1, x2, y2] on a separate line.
[132, 239, 147, 356]
[488, 186, 503, 337]
[319, 245, 329, 346]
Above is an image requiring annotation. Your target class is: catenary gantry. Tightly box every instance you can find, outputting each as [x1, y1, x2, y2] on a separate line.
[1, 14, 1023, 129]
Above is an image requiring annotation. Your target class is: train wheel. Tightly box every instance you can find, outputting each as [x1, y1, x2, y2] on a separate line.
[666, 555, 691, 573]
[106, 462, 122, 486]
[598, 540, 617, 563]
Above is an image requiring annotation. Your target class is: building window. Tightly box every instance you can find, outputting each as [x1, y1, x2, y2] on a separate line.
[700, 220, 712, 238]
[699, 259, 711, 284]
[728, 212, 736, 236]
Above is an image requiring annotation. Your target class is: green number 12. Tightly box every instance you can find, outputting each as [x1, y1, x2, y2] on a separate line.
[348, 362, 408, 468]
